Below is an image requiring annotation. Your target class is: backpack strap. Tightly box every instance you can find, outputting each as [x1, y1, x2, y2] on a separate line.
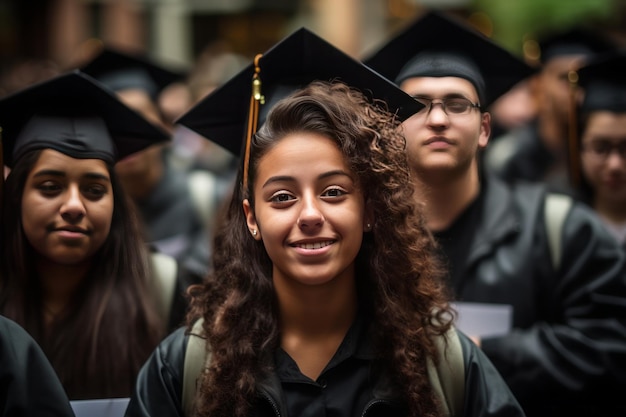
[183, 318, 210, 417]
[150, 251, 178, 324]
[427, 326, 465, 417]
[544, 193, 573, 271]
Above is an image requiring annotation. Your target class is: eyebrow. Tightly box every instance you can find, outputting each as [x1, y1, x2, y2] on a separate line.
[32, 169, 110, 181]
[262, 169, 353, 188]
[413, 93, 473, 100]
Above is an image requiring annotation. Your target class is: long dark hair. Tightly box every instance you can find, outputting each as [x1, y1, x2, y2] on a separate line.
[0, 149, 165, 399]
[188, 81, 453, 417]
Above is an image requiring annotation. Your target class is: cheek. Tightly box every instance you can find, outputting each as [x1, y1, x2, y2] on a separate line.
[20, 193, 52, 237]
[91, 197, 114, 233]
[581, 156, 601, 183]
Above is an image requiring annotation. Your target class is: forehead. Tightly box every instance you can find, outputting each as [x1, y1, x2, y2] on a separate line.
[30, 149, 110, 177]
[255, 133, 350, 179]
[399, 76, 479, 100]
[583, 112, 626, 135]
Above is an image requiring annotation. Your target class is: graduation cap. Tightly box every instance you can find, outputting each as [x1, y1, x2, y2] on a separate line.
[565, 51, 626, 189]
[176, 27, 424, 158]
[576, 51, 626, 113]
[363, 10, 536, 108]
[0, 70, 170, 168]
[536, 27, 616, 65]
[80, 46, 186, 100]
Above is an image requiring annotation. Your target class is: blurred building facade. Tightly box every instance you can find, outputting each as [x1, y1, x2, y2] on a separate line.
[1, 0, 624, 97]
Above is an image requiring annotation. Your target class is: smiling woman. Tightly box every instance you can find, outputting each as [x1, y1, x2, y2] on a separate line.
[125, 28, 525, 417]
[0, 71, 175, 400]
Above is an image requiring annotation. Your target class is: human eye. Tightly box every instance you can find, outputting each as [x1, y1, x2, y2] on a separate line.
[82, 183, 109, 200]
[269, 191, 296, 204]
[322, 187, 347, 199]
[617, 141, 626, 158]
[590, 141, 612, 156]
[37, 181, 62, 196]
[445, 98, 470, 114]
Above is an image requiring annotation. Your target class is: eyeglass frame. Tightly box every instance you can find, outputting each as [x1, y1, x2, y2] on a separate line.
[411, 95, 482, 116]
[581, 139, 626, 161]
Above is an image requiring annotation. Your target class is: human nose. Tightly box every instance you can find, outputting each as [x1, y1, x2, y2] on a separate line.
[425, 101, 450, 126]
[606, 150, 625, 170]
[60, 185, 86, 221]
[297, 194, 324, 232]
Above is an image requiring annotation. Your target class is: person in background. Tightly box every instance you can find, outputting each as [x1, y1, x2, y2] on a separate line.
[0, 71, 181, 399]
[570, 51, 626, 247]
[79, 46, 229, 279]
[164, 40, 247, 176]
[485, 26, 617, 193]
[0, 314, 75, 416]
[125, 28, 525, 417]
[365, 10, 626, 417]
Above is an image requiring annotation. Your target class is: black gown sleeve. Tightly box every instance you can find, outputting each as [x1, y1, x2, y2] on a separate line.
[480, 202, 626, 415]
[0, 315, 75, 417]
[124, 327, 188, 417]
[458, 331, 526, 417]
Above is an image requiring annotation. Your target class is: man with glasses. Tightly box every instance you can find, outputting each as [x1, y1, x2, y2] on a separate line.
[365, 10, 626, 417]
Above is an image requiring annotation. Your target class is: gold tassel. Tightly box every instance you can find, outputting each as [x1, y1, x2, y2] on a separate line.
[243, 54, 265, 191]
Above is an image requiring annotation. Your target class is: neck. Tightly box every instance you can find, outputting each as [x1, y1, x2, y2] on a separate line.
[37, 258, 90, 320]
[414, 162, 481, 232]
[594, 197, 626, 223]
[276, 275, 358, 380]
[277, 279, 357, 337]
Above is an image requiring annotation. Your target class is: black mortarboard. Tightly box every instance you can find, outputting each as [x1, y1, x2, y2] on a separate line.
[176, 27, 424, 157]
[576, 51, 626, 113]
[363, 10, 536, 108]
[80, 46, 186, 100]
[536, 27, 616, 65]
[0, 70, 169, 168]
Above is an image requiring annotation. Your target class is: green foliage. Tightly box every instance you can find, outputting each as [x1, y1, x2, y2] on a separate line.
[471, 0, 615, 53]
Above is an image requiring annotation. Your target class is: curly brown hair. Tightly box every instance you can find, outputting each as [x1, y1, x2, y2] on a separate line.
[187, 80, 453, 417]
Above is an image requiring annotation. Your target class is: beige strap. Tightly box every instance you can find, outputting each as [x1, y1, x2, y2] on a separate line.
[544, 193, 573, 271]
[150, 252, 178, 323]
[183, 318, 209, 417]
[427, 326, 465, 417]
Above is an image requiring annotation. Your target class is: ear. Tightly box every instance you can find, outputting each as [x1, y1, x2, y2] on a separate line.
[478, 112, 491, 149]
[242, 199, 261, 240]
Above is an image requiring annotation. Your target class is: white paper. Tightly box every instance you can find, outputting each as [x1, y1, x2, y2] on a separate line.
[452, 301, 513, 338]
[70, 398, 130, 417]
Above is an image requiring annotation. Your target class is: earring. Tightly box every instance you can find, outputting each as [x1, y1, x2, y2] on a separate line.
[251, 229, 257, 236]
[366, 223, 372, 231]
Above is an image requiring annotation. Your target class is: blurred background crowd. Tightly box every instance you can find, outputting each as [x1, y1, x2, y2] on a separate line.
[2, 0, 626, 99]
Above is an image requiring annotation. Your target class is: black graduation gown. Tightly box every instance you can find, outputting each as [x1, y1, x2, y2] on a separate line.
[0, 315, 75, 417]
[124, 325, 525, 417]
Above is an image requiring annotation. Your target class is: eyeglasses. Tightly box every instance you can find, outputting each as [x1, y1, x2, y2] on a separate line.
[582, 140, 626, 161]
[412, 96, 481, 116]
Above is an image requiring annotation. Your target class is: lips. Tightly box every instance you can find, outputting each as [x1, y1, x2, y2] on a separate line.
[291, 240, 335, 249]
[51, 225, 90, 235]
[423, 136, 454, 146]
